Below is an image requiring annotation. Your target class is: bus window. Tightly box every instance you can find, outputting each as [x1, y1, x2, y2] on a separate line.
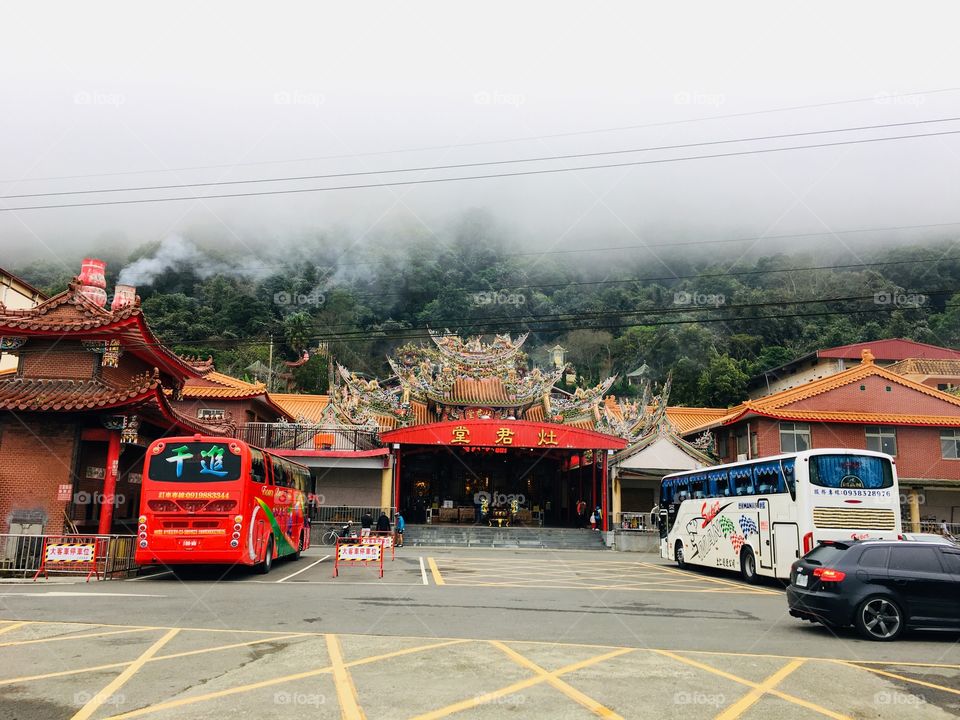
[690, 480, 705, 499]
[250, 448, 266, 483]
[754, 468, 780, 495]
[272, 459, 290, 487]
[809, 454, 893, 489]
[709, 471, 731, 497]
[781, 460, 796, 500]
[732, 470, 754, 496]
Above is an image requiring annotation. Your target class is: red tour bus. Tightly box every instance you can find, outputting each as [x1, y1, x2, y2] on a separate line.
[135, 434, 311, 574]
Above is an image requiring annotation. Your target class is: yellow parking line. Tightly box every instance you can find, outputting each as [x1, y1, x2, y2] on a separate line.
[654, 650, 850, 720]
[72, 628, 179, 720]
[411, 646, 633, 720]
[0, 621, 28, 636]
[0, 627, 156, 647]
[427, 557, 445, 585]
[640, 561, 780, 595]
[715, 659, 805, 720]
[832, 661, 960, 697]
[106, 639, 469, 719]
[0, 633, 314, 686]
[326, 634, 366, 720]
[491, 641, 625, 718]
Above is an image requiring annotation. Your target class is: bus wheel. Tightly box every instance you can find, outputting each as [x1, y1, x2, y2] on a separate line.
[740, 547, 758, 584]
[293, 532, 304, 560]
[675, 541, 686, 569]
[258, 538, 273, 575]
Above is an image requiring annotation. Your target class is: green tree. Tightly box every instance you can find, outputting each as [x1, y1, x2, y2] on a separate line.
[697, 354, 749, 407]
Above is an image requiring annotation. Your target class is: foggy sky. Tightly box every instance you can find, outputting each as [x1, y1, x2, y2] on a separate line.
[2, 1, 960, 271]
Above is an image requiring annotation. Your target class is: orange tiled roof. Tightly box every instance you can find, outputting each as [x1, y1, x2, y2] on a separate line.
[181, 371, 266, 399]
[685, 351, 960, 434]
[447, 377, 512, 405]
[665, 407, 729, 434]
[887, 358, 960, 377]
[270, 393, 330, 423]
[0, 370, 160, 411]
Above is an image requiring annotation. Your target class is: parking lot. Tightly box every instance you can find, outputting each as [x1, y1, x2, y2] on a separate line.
[1, 547, 959, 718]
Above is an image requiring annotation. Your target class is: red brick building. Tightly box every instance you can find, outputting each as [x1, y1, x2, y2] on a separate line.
[686, 349, 960, 530]
[0, 265, 224, 536]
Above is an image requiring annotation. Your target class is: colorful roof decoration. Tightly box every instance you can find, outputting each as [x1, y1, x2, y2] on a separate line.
[329, 332, 705, 447]
[686, 349, 960, 433]
[0, 370, 161, 412]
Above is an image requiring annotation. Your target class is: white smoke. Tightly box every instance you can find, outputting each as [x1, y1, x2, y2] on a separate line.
[118, 234, 271, 286]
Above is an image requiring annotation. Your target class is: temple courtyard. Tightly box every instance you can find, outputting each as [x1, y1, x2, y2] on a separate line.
[1, 548, 958, 719]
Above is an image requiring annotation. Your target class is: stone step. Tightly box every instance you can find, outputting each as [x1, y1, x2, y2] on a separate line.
[404, 524, 608, 550]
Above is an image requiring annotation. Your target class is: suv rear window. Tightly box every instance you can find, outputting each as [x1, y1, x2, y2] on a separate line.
[804, 544, 849, 566]
[889, 546, 945, 574]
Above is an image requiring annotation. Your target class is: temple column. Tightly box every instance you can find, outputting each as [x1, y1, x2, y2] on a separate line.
[591, 453, 597, 511]
[601, 450, 609, 532]
[611, 468, 621, 529]
[392, 446, 402, 514]
[907, 487, 921, 533]
[98, 430, 121, 535]
[380, 458, 393, 514]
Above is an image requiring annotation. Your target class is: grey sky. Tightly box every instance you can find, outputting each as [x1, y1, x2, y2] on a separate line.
[2, 1, 960, 265]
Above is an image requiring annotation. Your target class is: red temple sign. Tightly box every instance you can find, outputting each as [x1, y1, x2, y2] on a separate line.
[381, 419, 627, 450]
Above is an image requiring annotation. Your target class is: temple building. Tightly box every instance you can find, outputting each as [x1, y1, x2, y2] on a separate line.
[0, 260, 229, 536]
[325, 331, 703, 529]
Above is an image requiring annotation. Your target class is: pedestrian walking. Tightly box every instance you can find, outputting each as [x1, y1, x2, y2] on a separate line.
[589, 512, 596, 531]
[396, 511, 405, 547]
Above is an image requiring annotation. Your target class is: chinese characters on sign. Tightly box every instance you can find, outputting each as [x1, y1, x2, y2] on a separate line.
[166, 445, 194, 478]
[537, 429, 558, 446]
[494, 428, 514, 445]
[200, 445, 228, 477]
[451, 426, 470, 444]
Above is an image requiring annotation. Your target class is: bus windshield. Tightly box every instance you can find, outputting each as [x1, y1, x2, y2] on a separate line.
[146, 442, 242, 482]
[808, 454, 893, 490]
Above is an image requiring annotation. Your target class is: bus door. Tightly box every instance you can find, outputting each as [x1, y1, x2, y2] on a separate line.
[757, 498, 773, 571]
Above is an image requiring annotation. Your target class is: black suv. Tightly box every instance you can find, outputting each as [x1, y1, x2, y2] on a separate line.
[787, 540, 960, 641]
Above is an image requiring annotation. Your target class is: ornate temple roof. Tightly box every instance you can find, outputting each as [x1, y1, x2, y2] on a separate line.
[329, 331, 696, 446]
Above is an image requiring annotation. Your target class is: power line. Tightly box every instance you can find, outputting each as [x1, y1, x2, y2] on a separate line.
[55, 289, 954, 352]
[5, 127, 960, 213]
[6, 116, 959, 201]
[5, 86, 957, 186]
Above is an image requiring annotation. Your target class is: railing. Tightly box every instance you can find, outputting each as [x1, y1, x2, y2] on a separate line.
[919, 521, 960, 538]
[237, 422, 381, 452]
[614, 511, 658, 532]
[310, 505, 396, 526]
[0, 534, 137, 579]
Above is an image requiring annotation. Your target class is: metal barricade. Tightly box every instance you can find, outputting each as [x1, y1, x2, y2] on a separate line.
[0, 534, 137, 580]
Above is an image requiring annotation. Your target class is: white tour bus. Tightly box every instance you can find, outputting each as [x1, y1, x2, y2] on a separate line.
[659, 449, 901, 582]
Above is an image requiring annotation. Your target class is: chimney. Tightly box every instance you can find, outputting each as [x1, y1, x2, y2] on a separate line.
[77, 258, 107, 307]
[111, 284, 137, 311]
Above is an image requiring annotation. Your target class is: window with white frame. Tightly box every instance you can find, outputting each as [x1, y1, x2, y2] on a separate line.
[942, 429, 960, 459]
[865, 425, 897, 455]
[779, 422, 811, 453]
[197, 408, 226, 421]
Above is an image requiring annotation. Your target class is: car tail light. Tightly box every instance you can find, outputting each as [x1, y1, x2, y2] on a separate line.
[148, 500, 178, 512]
[802, 532, 813, 554]
[813, 567, 846, 582]
[205, 500, 238, 513]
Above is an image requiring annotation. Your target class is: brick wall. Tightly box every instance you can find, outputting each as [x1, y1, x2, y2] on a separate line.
[0, 414, 77, 534]
[20, 340, 96, 379]
[786, 378, 960, 415]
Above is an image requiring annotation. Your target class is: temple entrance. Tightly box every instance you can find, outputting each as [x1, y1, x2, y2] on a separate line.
[398, 445, 607, 528]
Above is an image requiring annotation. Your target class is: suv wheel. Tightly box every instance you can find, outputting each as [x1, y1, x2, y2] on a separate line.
[675, 541, 686, 569]
[855, 596, 904, 641]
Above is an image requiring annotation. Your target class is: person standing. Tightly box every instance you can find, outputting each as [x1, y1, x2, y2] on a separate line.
[376, 511, 391, 533]
[361, 510, 373, 537]
[395, 511, 405, 547]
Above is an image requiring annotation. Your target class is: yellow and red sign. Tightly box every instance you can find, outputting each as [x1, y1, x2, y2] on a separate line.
[381, 420, 627, 450]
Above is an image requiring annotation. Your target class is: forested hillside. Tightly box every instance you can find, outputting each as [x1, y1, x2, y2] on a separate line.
[14, 214, 960, 407]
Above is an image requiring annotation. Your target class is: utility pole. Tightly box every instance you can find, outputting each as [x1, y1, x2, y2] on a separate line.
[268, 334, 274, 392]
